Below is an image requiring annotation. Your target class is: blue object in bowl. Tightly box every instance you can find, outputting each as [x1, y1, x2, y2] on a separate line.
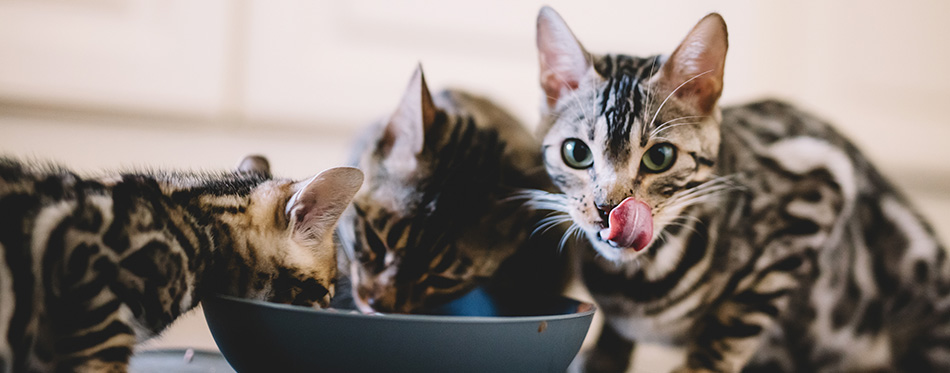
[203, 289, 595, 373]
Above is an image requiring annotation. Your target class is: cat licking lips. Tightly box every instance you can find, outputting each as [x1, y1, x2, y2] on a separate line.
[599, 197, 653, 251]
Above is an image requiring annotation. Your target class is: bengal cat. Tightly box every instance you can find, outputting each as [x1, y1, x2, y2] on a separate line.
[336, 66, 570, 314]
[0, 155, 361, 372]
[531, 6, 950, 372]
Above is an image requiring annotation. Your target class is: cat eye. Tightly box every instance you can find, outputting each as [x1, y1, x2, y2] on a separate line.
[641, 143, 677, 173]
[561, 138, 594, 169]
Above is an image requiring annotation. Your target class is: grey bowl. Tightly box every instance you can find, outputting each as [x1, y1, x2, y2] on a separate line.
[203, 288, 595, 373]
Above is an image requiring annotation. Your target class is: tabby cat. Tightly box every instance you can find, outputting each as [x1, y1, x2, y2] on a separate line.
[337, 66, 569, 314]
[0, 155, 362, 372]
[531, 7, 950, 372]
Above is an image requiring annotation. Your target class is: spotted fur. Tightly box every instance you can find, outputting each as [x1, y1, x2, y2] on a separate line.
[336, 66, 569, 314]
[534, 7, 950, 372]
[0, 155, 361, 372]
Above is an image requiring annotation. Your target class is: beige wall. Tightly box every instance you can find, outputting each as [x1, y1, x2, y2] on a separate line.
[2, 1, 949, 372]
[3, 1, 949, 188]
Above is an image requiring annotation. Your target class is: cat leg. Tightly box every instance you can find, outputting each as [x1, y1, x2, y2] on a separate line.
[580, 320, 635, 373]
[50, 283, 137, 372]
[674, 263, 800, 373]
[53, 323, 136, 373]
[674, 305, 781, 373]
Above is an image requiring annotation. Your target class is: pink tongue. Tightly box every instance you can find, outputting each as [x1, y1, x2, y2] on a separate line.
[599, 198, 653, 251]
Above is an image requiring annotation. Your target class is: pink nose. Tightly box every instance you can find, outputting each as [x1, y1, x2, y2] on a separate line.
[598, 197, 653, 251]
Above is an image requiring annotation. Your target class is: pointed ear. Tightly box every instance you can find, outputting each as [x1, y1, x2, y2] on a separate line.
[381, 65, 437, 164]
[236, 154, 271, 177]
[654, 13, 728, 114]
[537, 6, 591, 109]
[286, 167, 364, 245]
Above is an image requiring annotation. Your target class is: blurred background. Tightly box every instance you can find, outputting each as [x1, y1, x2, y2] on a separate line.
[2, 1, 948, 371]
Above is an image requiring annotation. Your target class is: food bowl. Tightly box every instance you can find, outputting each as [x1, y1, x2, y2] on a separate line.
[203, 288, 595, 372]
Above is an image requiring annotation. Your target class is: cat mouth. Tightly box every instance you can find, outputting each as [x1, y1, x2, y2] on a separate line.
[596, 233, 650, 251]
[595, 197, 653, 252]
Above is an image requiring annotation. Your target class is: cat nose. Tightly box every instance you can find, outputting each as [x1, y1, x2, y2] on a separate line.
[596, 203, 615, 226]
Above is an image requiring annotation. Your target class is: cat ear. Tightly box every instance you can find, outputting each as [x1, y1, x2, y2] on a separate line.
[537, 6, 591, 109]
[381, 65, 437, 165]
[286, 167, 364, 245]
[654, 13, 728, 114]
[237, 154, 271, 177]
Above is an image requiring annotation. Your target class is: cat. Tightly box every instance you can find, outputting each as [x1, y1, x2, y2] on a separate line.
[0, 155, 362, 372]
[336, 66, 570, 314]
[531, 6, 950, 372]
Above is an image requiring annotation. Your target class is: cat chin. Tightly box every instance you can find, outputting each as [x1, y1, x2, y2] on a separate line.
[586, 231, 647, 264]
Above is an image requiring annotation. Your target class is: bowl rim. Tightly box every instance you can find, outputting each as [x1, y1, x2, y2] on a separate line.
[205, 293, 596, 324]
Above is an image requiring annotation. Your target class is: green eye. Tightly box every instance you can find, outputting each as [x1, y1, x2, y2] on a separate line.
[641, 143, 676, 172]
[561, 139, 594, 169]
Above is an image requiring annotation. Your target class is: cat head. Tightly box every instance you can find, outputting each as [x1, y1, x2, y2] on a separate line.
[340, 66, 504, 314]
[535, 7, 728, 263]
[212, 155, 362, 308]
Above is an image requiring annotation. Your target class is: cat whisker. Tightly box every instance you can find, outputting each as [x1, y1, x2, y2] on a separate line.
[649, 120, 705, 140]
[671, 213, 705, 228]
[641, 55, 662, 140]
[667, 186, 732, 205]
[586, 53, 602, 122]
[532, 214, 573, 238]
[658, 176, 743, 212]
[512, 189, 571, 214]
[558, 223, 586, 254]
[647, 70, 714, 131]
[662, 194, 723, 213]
[546, 64, 597, 124]
[672, 183, 736, 201]
[649, 116, 706, 138]
[661, 220, 701, 237]
[656, 229, 671, 246]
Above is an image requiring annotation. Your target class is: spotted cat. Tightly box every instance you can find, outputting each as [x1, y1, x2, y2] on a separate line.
[0, 155, 361, 372]
[531, 7, 950, 372]
[336, 66, 569, 314]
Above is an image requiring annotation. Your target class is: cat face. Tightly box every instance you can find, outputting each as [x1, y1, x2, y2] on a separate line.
[340, 67, 500, 314]
[345, 202, 476, 314]
[535, 8, 728, 263]
[214, 156, 363, 307]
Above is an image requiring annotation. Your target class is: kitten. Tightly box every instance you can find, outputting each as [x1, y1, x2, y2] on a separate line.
[0, 155, 361, 372]
[337, 66, 569, 314]
[533, 7, 950, 372]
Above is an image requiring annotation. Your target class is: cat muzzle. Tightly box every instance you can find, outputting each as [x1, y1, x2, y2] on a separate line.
[598, 197, 653, 251]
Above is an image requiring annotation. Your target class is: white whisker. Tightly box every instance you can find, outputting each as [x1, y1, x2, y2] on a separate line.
[657, 174, 744, 212]
[642, 55, 662, 140]
[647, 70, 713, 132]
[559, 223, 586, 254]
[532, 214, 573, 237]
[511, 189, 571, 214]
[546, 62, 597, 125]
[649, 119, 706, 140]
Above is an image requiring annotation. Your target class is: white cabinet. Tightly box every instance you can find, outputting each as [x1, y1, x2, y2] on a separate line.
[0, 0, 231, 118]
[1, 0, 948, 182]
[239, 0, 541, 130]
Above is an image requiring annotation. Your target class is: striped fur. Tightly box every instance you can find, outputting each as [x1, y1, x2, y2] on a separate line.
[535, 7, 950, 372]
[0, 156, 361, 372]
[336, 66, 570, 314]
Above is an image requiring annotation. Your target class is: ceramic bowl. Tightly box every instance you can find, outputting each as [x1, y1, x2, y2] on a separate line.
[203, 288, 595, 373]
